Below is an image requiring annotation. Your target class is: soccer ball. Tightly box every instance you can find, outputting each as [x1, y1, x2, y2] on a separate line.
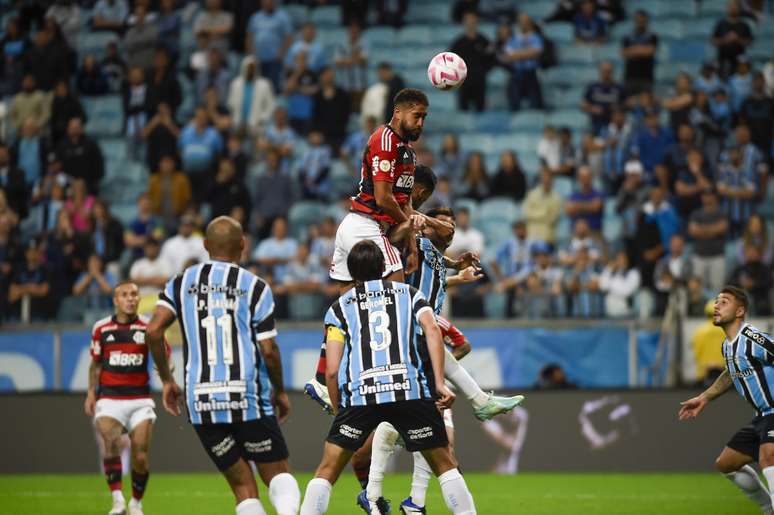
[427, 52, 467, 91]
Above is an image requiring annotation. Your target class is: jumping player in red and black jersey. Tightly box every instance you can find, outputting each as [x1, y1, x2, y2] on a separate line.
[84, 282, 170, 515]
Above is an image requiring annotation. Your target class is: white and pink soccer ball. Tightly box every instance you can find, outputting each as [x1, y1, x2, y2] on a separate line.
[427, 52, 467, 90]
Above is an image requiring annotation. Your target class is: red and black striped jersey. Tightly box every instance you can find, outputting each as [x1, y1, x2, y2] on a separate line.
[90, 315, 170, 400]
[351, 125, 416, 225]
[437, 315, 466, 349]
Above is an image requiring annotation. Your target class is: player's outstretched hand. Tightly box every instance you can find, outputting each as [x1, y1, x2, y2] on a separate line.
[436, 385, 456, 410]
[678, 395, 708, 421]
[457, 265, 484, 283]
[84, 393, 96, 417]
[162, 381, 183, 416]
[410, 213, 427, 230]
[273, 391, 291, 424]
[456, 251, 481, 270]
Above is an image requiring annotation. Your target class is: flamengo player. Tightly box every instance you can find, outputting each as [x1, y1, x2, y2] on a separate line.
[84, 282, 170, 515]
[146, 217, 300, 515]
[679, 286, 774, 514]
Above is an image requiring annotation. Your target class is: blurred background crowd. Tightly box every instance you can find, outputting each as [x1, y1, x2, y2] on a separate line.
[0, 0, 772, 327]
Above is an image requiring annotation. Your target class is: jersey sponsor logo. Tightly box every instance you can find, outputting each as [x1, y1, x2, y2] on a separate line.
[379, 159, 392, 172]
[406, 426, 434, 440]
[211, 435, 236, 457]
[729, 367, 756, 380]
[743, 327, 772, 347]
[193, 380, 247, 395]
[358, 363, 408, 381]
[108, 351, 145, 367]
[244, 439, 272, 453]
[133, 331, 145, 344]
[194, 398, 250, 412]
[395, 174, 414, 189]
[339, 424, 363, 439]
[187, 283, 247, 297]
[358, 379, 411, 395]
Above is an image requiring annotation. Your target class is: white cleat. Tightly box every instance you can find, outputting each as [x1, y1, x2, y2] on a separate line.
[128, 499, 144, 515]
[304, 377, 334, 415]
[108, 497, 126, 515]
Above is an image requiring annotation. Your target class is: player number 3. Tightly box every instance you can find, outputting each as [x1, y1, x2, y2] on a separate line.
[369, 311, 392, 352]
[201, 314, 234, 365]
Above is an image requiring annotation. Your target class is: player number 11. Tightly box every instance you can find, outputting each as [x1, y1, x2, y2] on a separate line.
[201, 314, 234, 365]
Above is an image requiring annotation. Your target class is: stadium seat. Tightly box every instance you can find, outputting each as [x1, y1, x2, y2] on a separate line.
[593, 44, 620, 63]
[454, 198, 479, 222]
[519, 1, 555, 19]
[83, 95, 123, 136]
[475, 111, 511, 133]
[603, 216, 622, 243]
[560, 45, 594, 65]
[426, 90, 456, 112]
[668, 41, 708, 64]
[488, 68, 509, 88]
[510, 110, 546, 132]
[284, 4, 309, 24]
[479, 198, 521, 224]
[99, 138, 127, 163]
[543, 24, 574, 44]
[611, 20, 634, 40]
[396, 25, 433, 46]
[317, 27, 346, 47]
[309, 6, 339, 27]
[289, 294, 325, 320]
[553, 176, 574, 198]
[288, 201, 325, 238]
[682, 18, 717, 39]
[555, 216, 572, 244]
[80, 31, 118, 57]
[547, 110, 587, 132]
[362, 27, 397, 47]
[477, 219, 512, 247]
[409, 2, 451, 24]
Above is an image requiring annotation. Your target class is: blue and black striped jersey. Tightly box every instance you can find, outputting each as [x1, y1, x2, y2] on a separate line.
[407, 236, 447, 315]
[324, 280, 434, 408]
[158, 260, 277, 425]
[723, 323, 774, 417]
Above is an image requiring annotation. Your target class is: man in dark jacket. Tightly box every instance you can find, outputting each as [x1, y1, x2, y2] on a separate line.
[450, 12, 493, 111]
[56, 117, 104, 194]
[0, 142, 28, 219]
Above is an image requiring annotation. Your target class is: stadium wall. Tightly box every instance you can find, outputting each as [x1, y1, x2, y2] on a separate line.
[0, 390, 751, 474]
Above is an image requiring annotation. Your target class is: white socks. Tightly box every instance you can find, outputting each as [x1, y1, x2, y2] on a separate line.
[269, 472, 301, 515]
[111, 490, 124, 503]
[761, 466, 774, 513]
[443, 347, 489, 409]
[410, 452, 432, 507]
[299, 477, 332, 515]
[727, 465, 772, 511]
[235, 498, 267, 515]
[367, 422, 400, 502]
[438, 468, 476, 515]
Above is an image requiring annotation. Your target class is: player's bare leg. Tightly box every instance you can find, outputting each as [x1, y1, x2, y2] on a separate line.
[255, 459, 301, 515]
[419, 446, 476, 515]
[715, 446, 772, 513]
[96, 416, 128, 515]
[758, 443, 774, 513]
[300, 442, 354, 515]
[222, 458, 267, 515]
[127, 420, 153, 515]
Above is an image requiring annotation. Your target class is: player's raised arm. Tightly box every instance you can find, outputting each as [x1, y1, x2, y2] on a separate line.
[678, 370, 733, 421]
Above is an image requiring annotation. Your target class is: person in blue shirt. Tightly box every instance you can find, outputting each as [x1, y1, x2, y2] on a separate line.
[491, 220, 533, 317]
[503, 13, 544, 111]
[246, 0, 294, 93]
[574, 0, 608, 44]
[284, 23, 327, 74]
[565, 165, 604, 233]
[178, 107, 223, 202]
[284, 51, 318, 135]
[252, 217, 298, 284]
[299, 130, 332, 201]
[582, 61, 625, 135]
[635, 109, 674, 182]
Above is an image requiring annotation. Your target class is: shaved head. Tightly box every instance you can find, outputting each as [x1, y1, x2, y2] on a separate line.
[205, 216, 245, 262]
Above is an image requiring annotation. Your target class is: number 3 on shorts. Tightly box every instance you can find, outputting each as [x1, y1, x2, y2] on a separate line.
[368, 311, 392, 352]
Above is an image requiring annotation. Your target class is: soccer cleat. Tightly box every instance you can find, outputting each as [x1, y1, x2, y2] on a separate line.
[304, 378, 334, 415]
[128, 499, 143, 515]
[399, 497, 426, 514]
[356, 490, 392, 514]
[108, 497, 126, 515]
[473, 393, 525, 421]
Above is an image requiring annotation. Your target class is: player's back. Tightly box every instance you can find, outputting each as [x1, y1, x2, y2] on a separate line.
[160, 260, 277, 424]
[325, 279, 434, 407]
[722, 323, 774, 417]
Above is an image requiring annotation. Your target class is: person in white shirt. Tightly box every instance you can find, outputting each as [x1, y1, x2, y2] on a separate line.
[599, 250, 641, 318]
[227, 56, 275, 136]
[159, 215, 208, 274]
[129, 238, 172, 297]
[446, 207, 484, 258]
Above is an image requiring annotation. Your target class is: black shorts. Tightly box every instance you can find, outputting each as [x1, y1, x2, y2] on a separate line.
[726, 414, 774, 461]
[194, 417, 289, 471]
[327, 400, 448, 453]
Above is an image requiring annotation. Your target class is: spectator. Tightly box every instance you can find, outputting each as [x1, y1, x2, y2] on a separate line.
[195, 48, 230, 106]
[662, 73, 694, 134]
[129, 237, 171, 297]
[159, 213, 208, 274]
[635, 109, 674, 182]
[732, 124, 769, 204]
[143, 102, 180, 173]
[616, 160, 649, 246]
[147, 155, 192, 230]
[310, 216, 337, 272]
[285, 22, 327, 74]
[446, 207, 485, 258]
[76, 55, 109, 96]
[739, 72, 774, 154]
[298, 130, 332, 200]
[560, 246, 602, 318]
[597, 107, 634, 192]
[8, 241, 54, 319]
[252, 217, 297, 284]
[0, 17, 27, 97]
[660, 123, 702, 192]
[11, 118, 49, 189]
[454, 152, 490, 201]
[178, 107, 223, 193]
[50, 79, 87, 146]
[424, 176, 453, 211]
[101, 40, 126, 93]
[711, 0, 753, 78]
[340, 116, 376, 173]
[9, 74, 51, 133]
[376, 0, 408, 28]
[629, 89, 660, 131]
[729, 245, 772, 315]
[146, 48, 182, 118]
[558, 219, 602, 267]
[716, 145, 756, 237]
[92, 0, 128, 32]
[0, 189, 19, 228]
[284, 51, 318, 135]
[524, 168, 562, 244]
[0, 216, 22, 319]
[33, 170, 68, 234]
[503, 13, 544, 111]
[674, 149, 712, 219]
[508, 242, 562, 319]
[565, 165, 603, 234]
[227, 56, 275, 137]
[156, 0, 182, 61]
[691, 299, 726, 386]
[341, 0, 369, 27]
[334, 22, 369, 111]
[121, 67, 151, 159]
[450, 12, 493, 112]
[534, 363, 577, 390]
[537, 125, 560, 171]
[654, 234, 693, 297]
[695, 61, 722, 95]
[573, 0, 607, 44]
[209, 157, 251, 220]
[124, 192, 163, 260]
[313, 67, 351, 151]
[245, 0, 294, 93]
[688, 89, 725, 166]
[709, 87, 733, 138]
[123, 5, 159, 71]
[489, 151, 527, 202]
[258, 107, 298, 171]
[491, 220, 533, 317]
[643, 186, 680, 250]
[125, 2, 158, 27]
[57, 118, 104, 193]
[0, 143, 28, 220]
[582, 61, 625, 135]
[620, 9, 658, 95]
[599, 250, 640, 318]
[728, 57, 753, 113]
[225, 133, 248, 181]
[202, 85, 232, 135]
[435, 134, 464, 181]
[737, 214, 773, 266]
[25, 27, 70, 92]
[254, 149, 293, 240]
[91, 199, 124, 268]
[362, 63, 406, 125]
[193, 0, 233, 54]
[688, 190, 728, 292]
[71, 253, 116, 310]
[46, 0, 81, 53]
[64, 178, 95, 234]
[274, 242, 326, 296]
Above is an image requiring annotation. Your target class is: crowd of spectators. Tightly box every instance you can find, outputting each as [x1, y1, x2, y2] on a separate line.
[0, 0, 773, 324]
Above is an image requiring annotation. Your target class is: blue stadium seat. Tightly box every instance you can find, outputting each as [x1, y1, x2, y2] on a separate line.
[668, 41, 708, 64]
[475, 111, 511, 132]
[560, 45, 594, 65]
[408, 2, 450, 24]
[558, 87, 585, 110]
[611, 20, 634, 40]
[518, 153, 540, 177]
[397, 26, 433, 46]
[488, 86, 509, 110]
[651, 2, 695, 18]
[288, 201, 325, 238]
[682, 18, 717, 39]
[593, 44, 620, 63]
[310, 6, 339, 27]
[289, 294, 324, 320]
[603, 216, 622, 243]
[460, 134, 494, 153]
[519, 1, 555, 19]
[488, 68, 509, 88]
[99, 138, 127, 163]
[477, 219, 512, 247]
[655, 62, 693, 84]
[426, 90, 456, 112]
[555, 216, 572, 244]
[510, 110, 546, 131]
[553, 176, 573, 198]
[479, 198, 521, 223]
[110, 202, 140, 226]
[83, 95, 123, 136]
[547, 110, 587, 132]
[316, 27, 346, 47]
[80, 31, 118, 57]
[362, 27, 397, 47]
[454, 198, 479, 222]
[284, 5, 309, 25]
[544, 24, 574, 44]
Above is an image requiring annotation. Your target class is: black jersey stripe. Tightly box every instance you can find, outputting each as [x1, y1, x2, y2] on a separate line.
[732, 336, 761, 417]
[383, 280, 406, 402]
[356, 283, 377, 405]
[172, 273, 189, 418]
[226, 264, 243, 424]
[196, 264, 214, 425]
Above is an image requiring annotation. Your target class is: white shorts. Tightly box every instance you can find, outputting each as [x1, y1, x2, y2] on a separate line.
[95, 398, 156, 432]
[329, 213, 403, 282]
[443, 408, 454, 430]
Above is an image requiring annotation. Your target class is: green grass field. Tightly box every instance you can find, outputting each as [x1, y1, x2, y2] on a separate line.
[0, 472, 761, 515]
